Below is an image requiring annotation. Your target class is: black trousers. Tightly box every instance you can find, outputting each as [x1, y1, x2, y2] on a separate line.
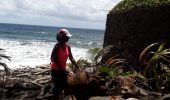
[51, 69, 68, 95]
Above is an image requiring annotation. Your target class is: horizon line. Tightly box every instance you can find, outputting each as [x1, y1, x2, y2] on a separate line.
[0, 22, 105, 31]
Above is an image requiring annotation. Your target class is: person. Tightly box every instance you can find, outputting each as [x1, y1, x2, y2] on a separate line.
[50, 29, 79, 99]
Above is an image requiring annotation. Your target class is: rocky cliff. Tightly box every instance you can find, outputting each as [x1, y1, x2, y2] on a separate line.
[103, 4, 170, 69]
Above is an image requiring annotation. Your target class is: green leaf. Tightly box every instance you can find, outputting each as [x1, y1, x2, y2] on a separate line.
[157, 42, 165, 52]
[121, 71, 131, 76]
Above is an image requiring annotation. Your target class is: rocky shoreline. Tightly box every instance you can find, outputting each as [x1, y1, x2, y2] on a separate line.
[0, 64, 52, 100]
[0, 64, 170, 100]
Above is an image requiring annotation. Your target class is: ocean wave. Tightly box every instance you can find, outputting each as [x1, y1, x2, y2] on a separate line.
[0, 23, 104, 69]
[70, 40, 102, 48]
[34, 31, 49, 35]
[0, 39, 89, 69]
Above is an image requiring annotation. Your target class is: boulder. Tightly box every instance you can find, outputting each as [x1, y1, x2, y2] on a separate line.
[104, 4, 170, 69]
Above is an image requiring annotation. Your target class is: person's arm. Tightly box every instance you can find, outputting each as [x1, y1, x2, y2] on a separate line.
[51, 44, 57, 63]
[68, 45, 79, 70]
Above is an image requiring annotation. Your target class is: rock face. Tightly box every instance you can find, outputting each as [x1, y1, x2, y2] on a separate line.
[103, 5, 170, 68]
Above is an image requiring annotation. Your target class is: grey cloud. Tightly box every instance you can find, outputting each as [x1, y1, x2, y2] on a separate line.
[0, 0, 120, 29]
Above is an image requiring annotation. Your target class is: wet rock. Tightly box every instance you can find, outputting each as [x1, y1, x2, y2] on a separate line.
[126, 98, 139, 100]
[89, 96, 124, 100]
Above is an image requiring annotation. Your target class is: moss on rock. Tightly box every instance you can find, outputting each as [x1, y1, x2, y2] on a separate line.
[111, 0, 170, 13]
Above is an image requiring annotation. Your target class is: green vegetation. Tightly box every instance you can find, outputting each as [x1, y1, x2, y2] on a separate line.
[0, 48, 11, 75]
[68, 58, 91, 72]
[140, 42, 170, 90]
[87, 48, 101, 65]
[99, 54, 127, 77]
[111, 0, 170, 13]
[68, 41, 170, 92]
[1, 41, 169, 99]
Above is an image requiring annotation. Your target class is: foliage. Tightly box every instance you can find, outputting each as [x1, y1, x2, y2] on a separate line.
[99, 66, 134, 78]
[68, 58, 91, 72]
[0, 48, 11, 75]
[87, 47, 113, 64]
[87, 46, 132, 77]
[76, 58, 91, 68]
[69, 42, 170, 91]
[87, 46, 114, 73]
[69, 46, 114, 73]
[99, 54, 128, 77]
[99, 66, 122, 77]
[121, 71, 132, 76]
[105, 54, 126, 67]
[87, 48, 101, 64]
[111, 0, 170, 13]
[140, 42, 170, 91]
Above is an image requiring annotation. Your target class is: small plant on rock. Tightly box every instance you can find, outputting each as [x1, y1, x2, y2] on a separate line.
[140, 42, 170, 91]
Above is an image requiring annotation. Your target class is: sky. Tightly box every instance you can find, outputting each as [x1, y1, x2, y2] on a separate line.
[0, 0, 121, 29]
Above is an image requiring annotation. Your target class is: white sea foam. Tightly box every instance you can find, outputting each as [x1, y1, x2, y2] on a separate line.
[0, 39, 89, 69]
[34, 31, 49, 35]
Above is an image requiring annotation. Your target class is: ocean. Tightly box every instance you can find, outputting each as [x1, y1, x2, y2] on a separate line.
[0, 23, 104, 69]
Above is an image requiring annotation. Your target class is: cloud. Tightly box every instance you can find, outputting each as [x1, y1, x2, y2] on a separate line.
[0, 0, 120, 29]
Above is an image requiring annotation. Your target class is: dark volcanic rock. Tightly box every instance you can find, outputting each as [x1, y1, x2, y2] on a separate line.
[103, 5, 170, 69]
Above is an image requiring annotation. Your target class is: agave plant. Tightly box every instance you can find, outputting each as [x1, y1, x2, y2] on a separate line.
[0, 48, 11, 75]
[139, 42, 170, 90]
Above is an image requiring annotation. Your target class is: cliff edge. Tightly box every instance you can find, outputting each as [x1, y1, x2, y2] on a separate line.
[103, 0, 170, 69]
